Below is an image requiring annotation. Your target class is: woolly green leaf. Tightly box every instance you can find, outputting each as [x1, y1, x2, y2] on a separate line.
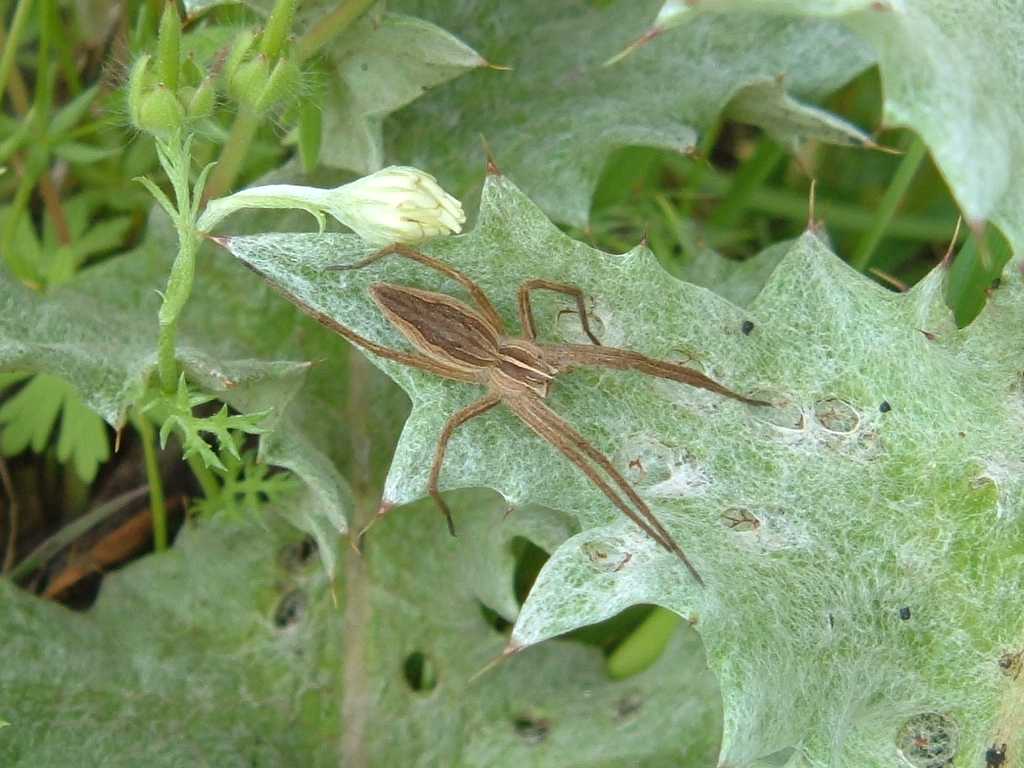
[638, 0, 1024, 258]
[0, 493, 721, 765]
[320, 11, 489, 174]
[222, 173, 1024, 766]
[386, 0, 874, 227]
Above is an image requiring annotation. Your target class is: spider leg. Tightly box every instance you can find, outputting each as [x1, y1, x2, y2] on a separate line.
[326, 243, 506, 334]
[428, 394, 501, 536]
[543, 344, 768, 405]
[517, 279, 601, 345]
[504, 393, 703, 585]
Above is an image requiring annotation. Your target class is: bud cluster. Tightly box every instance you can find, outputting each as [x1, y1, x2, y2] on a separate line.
[128, 5, 215, 137]
[128, 0, 301, 138]
[222, 28, 301, 114]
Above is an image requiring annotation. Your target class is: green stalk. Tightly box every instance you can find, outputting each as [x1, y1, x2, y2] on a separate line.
[679, 117, 721, 220]
[135, 413, 168, 552]
[0, 0, 34, 107]
[709, 139, 785, 231]
[295, 0, 376, 62]
[157, 223, 197, 391]
[185, 452, 219, 499]
[202, 107, 260, 201]
[850, 135, 927, 271]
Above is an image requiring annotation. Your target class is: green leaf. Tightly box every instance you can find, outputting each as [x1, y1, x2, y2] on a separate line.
[191, 444, 300, 520]
[143, 374, 270, 472]
[640, 0, 1024, 258]
[223, 173, 1024, 765]
[320, 11, 488, 174]
[387, 0, 874, 227]
[0, 494, 721, 765]
[0, 374, 110, 483]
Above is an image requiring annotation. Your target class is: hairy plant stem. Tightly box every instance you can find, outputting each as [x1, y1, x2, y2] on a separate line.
[295, 0, 376, 62]
[157, 221, 198, 392]
[202, 107, 260, 202]
[135, 413, 168, 552]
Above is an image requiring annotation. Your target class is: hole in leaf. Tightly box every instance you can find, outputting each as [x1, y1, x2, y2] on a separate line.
[998, 649, 1022, 678]
[986, 743, 1008, 767]
[896, 712, 960, 768]
[278, 536, 317, 571]
[512, 713, 550, 744]
[510, 537, 550, 606]
[273, 589, 306, 628]
[615, 693, 643, 722]
[479, 602, 512, 633]
[402, 651, 438, 692]
[813, 398, 860, 434]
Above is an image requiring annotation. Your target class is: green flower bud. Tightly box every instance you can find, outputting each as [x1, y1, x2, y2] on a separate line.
[259, 0, 298, 60]
[255, 57, 299, 112]
[137, 85, 184, 137]
[224, 28, 257, 88]
[182, 56, 204, 87]
[157, 2, 181, 90]
[127, 54, 152, 129]
[229, 55, 269, 110]
[187, 76, 216, 119]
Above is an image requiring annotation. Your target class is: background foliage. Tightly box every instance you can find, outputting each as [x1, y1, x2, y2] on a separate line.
[1, 1, 1021, 766]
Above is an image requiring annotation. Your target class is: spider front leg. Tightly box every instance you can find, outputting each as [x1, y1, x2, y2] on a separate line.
[428, 394, 501, 536]
[517, 279, 602, 345]
[326, 243, 506, 334]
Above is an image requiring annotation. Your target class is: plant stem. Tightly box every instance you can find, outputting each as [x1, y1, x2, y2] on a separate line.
[135, 414, 168, 552]
[202, 107, 260, 201]
[0, 0, 34, 107]
[157, 222, 198, 391]
[186, 452, 219, 499]
[709, 139, 785, 231]
[850, 135, 927, 271]
[295, 0, 376, 62]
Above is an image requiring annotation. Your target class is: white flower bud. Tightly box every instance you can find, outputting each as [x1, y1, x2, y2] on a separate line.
[198, 166, 465, 247]
[326, 166, 465, 246]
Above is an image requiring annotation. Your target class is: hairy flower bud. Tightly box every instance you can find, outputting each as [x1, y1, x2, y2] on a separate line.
[327, 167, 466, 245]
[198, 166, 465, 246]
